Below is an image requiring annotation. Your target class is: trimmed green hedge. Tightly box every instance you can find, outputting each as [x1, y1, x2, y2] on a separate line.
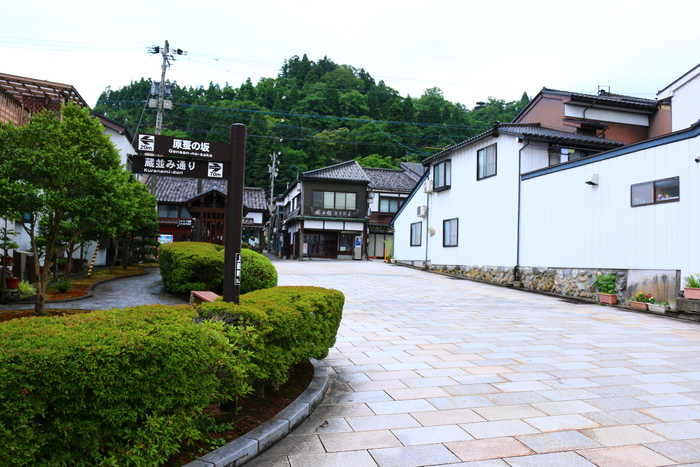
[159, 242, 277, 295]
[0, 305, 249, 467]
[200, 286, 344, 386]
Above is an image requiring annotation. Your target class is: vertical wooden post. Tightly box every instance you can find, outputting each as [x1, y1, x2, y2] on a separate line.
[223, 124, 246, 304]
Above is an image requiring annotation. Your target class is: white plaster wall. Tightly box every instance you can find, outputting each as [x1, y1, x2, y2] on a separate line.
[565, 104, 649, 126]
[669, 74, 700, 131]
[392, 181, 428, 262]
[427, 135, 520, 268]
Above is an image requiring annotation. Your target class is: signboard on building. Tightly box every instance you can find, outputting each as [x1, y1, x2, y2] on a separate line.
[131, 154, 228, 179]
[136, 134, 231, 162]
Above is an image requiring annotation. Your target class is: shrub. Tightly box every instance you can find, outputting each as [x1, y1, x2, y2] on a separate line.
[200, 286, 344, 386]
[0, 305, 249, 466]
[159, 242, 225, 294]
[17, 280, 36, 298]
[54, 278, 71, 293]
[159, 242, 277, 295]
[239, 248, 278, 294]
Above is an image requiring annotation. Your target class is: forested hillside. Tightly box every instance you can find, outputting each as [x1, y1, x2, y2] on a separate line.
[94, 54, 529, 190]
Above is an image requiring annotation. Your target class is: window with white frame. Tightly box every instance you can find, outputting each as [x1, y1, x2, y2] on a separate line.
[433, 160, 451, 190]
[443, 218, 458, 247]
[379, 197, 404, 214]
[477, 144, 497, 180]
[410, 222, 422, 246]
[312, 191, 357, 210]
[631, 177, 680, 207]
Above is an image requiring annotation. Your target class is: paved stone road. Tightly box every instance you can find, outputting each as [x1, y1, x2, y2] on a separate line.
[0, 267, 186, 311]
[247, 260, 700, 467]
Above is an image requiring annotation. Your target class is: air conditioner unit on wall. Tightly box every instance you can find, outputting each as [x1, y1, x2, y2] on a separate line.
[423, 180, 433, 193]
[417, 205, 428, 217]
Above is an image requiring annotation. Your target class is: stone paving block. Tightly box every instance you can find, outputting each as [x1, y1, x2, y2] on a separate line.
[635, 393, 700, 407]
[522, 414, 600, 432]
[461, 419, 541, 439]
[386, 386, 451, 400]
[501, 451, 597, 467]
[578, 444, 675, 467]
[582, 409, 658, 427]
[639, 405, 700, 421]
[427, 395, 494, 410]
[288, 450, 379, 467]
[516, 430, 603, 453]
[642, 420, 700, 440]
[580, 425, 666, 447]
[368, 399, 437, 415]
[531, 400, 601, 415]
[482, 391, 550, 405]
[445, 437, 533, 462]
[319, 429, 401, 452]
[369, 444, 462, 467]
[644, 439, 700, 463]
[472, 404, 546, 421]
[328, 390, 393, 404]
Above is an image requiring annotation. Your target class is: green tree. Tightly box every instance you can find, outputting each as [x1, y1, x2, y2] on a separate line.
[0, 103, 129, 315]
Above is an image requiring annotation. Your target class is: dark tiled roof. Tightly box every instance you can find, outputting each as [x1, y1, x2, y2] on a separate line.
[146, 176, 268, 210]
[302, 160, 370, 183]
[400, 162, 427, 181]
[541, 87, 658, 110]
[363, 167, 420, 192]
[423, 123, 625, 164]
[498, 123, 626, 148]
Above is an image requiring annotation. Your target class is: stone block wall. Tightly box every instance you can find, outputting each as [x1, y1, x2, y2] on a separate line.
[424, 263, 628, 301]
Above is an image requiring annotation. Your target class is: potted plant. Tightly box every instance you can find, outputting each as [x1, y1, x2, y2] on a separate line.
[594, 274, 618, 304]
[669, 299, 677, 311]
[0, 227, 19, 267]
[5, 276, 20, 290]
[630, 292, 653, 310]
[648, 299, 667, 313]
[683, 273, 700, 300]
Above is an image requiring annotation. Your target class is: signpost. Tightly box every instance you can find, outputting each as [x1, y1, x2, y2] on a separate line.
[133, 126, 246, 304]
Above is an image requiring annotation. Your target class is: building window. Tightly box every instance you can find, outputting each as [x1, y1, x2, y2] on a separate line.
[548, 147, 591, 166]
[631, 177, 680, 207]
[433, 160, 451, 191]
[158, 204, 179, 218]
[379, 197, 403, 214]
[410, 222, 422, 246]
[477, 144, 497, 180]
[443, 218, 458, 247]
[313, 191, 357, 210]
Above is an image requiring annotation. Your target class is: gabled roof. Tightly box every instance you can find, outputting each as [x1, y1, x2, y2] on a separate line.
[0, 72, 89, 111]
[539, 87, 658, 111]
[301, 160, 370, 183]
[657, 63, 700, 100]
[146, 176, 268, 210]
[423, 122, 625, 165]
[363, 167, 421, 192]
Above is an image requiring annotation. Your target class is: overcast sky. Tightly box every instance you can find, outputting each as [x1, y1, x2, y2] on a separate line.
[3, 0, 698, 110]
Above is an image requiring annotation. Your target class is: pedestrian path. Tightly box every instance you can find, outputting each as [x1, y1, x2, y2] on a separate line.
[0, 267, 186, 311]
[246, 260, 700, 467]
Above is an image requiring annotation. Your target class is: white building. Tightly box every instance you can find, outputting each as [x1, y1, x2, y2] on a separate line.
[393, 65, 700, 305]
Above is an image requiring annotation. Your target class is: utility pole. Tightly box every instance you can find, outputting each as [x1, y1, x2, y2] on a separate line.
[149, 40, 187, 135]
[268, 151, 279, 204]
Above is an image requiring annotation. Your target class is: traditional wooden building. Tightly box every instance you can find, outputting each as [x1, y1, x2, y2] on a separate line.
[146, 175, 269, 251]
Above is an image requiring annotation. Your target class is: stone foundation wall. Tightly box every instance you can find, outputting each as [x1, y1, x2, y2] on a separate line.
[425, 263, 627, 301]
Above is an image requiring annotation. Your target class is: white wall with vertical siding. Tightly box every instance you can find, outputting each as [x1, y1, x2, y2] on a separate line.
[520, 130, 699, 280]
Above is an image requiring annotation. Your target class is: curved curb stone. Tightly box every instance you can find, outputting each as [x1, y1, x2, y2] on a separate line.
[184, 358, 329, 467]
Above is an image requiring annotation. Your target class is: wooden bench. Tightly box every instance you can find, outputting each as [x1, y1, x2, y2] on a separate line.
[189, 291, 220, 305]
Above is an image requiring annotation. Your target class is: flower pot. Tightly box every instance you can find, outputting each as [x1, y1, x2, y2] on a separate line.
[5, 277, 20, 290]
[648, 303, 666, 313]
[630, 301, 648, 311]
[684, 287, 700, 300]
[598, 293, 618, 305]
[669, 302, 677, 311]
[2, 256, 13, 265]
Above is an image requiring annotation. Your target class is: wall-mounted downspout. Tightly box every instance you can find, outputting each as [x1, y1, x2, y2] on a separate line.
[514, 138, 531, 285]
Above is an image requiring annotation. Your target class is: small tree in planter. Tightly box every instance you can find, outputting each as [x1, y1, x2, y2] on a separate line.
[593, 273, 618, 305]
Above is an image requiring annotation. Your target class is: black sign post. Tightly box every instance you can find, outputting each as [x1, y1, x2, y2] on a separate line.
[223, 124, 246, 304]
[134, 127, 246, 304]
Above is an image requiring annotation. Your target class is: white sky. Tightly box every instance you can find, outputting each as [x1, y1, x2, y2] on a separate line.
[3, 0, 698, 110]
